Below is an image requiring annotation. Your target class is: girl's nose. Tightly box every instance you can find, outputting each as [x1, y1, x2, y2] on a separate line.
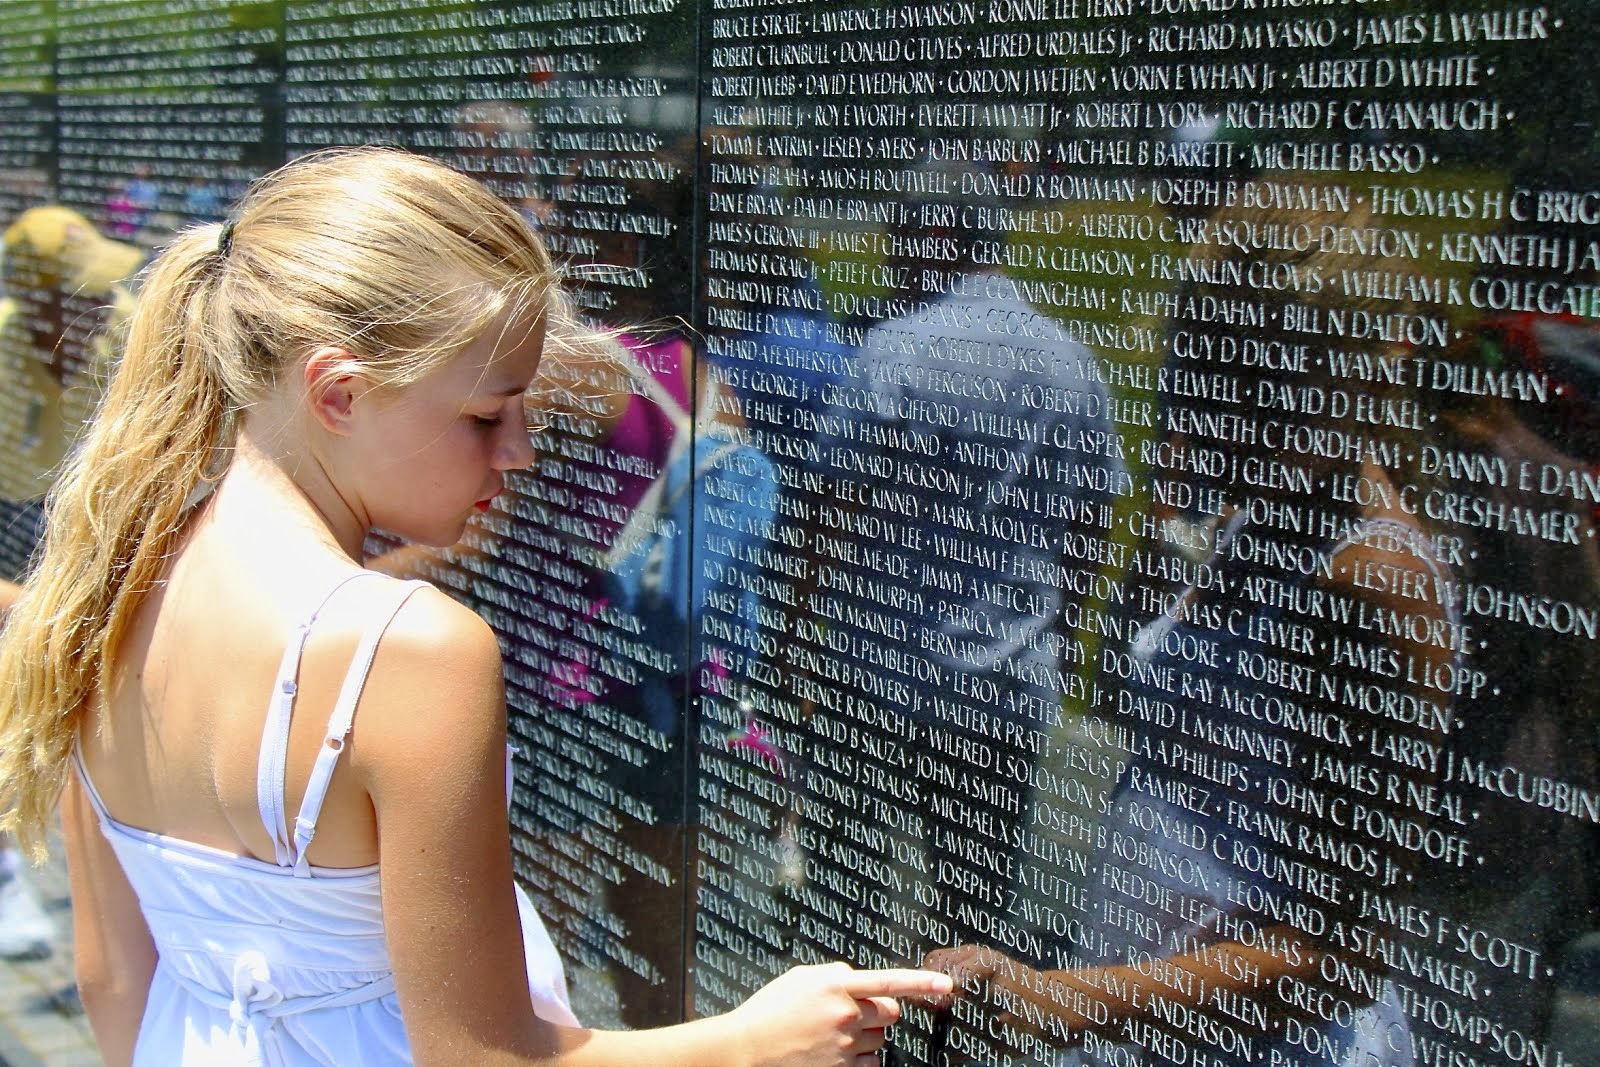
[496, 418, 537, 471]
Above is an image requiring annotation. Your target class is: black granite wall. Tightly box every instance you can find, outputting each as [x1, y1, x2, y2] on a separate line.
[2, 2, 1596, 1063]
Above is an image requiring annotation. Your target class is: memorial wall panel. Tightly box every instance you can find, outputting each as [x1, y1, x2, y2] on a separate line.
[1, 1, 1597, 1064]
[0, 0, 58, 574]
[693, 2, 1600, 1063]
[56, 0, 280, 242]
[0, 0, 53, 224]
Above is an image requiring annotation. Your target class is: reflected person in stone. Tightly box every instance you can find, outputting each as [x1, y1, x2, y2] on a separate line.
[810, 202, 1124, 964]
[844, 208, 1123, 723]
[537, 318, 769, 1029]
[456, 100, 563, 229]
[1424, 313, 1600, 1060]
[0, 205, 141, 508]
[929, 198, 1462, 1067]
[0, 207, 140, 964]
[0, 147, 949, 1067]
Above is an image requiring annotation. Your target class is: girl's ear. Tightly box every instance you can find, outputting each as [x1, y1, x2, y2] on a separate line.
[303, 346, 371, 436]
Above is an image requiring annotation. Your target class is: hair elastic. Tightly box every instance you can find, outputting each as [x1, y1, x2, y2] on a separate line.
[217, 220, 235, 258]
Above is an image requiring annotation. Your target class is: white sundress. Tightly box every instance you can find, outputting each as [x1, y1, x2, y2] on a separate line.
[74, 572, 577, 1066]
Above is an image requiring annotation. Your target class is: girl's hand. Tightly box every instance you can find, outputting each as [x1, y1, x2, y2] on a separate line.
[731, 962, 952, 1067]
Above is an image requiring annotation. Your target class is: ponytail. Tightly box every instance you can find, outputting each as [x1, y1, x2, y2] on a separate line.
[0, 225, 231, 858]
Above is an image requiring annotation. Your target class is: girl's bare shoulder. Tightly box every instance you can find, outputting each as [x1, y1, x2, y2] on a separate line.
[340, 578, 508, 784]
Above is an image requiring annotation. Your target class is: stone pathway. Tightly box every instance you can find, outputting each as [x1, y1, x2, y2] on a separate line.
[0, 840, 98, 1067]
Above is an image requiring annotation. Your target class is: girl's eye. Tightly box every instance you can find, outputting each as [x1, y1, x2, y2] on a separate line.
[472, 415, 502, 429]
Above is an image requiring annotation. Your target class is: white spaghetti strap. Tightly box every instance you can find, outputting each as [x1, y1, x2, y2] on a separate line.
[290, 579, 428, 877]
[70, 747, 114, 823]
[256, 572, 382, 869]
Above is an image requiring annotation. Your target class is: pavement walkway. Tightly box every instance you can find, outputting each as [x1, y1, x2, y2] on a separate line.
[0, 839, 98, 1067]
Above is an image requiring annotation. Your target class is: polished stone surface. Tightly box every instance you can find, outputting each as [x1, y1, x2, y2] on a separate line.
[1, 2, 1597, 1064]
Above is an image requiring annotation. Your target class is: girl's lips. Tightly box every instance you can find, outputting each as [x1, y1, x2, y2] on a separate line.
[475, 490, 501, 512]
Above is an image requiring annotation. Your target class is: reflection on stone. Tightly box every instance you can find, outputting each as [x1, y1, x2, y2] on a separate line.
[1, 0, 1598, 1063]
[698, 2, 1599, 1064]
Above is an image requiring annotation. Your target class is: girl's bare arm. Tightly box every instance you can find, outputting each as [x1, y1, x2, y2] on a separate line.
[61, 776, 157, 1067]
[353, 585, 947, 1067]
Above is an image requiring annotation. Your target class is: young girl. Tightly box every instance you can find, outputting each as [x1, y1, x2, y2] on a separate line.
[0, 148, 947, 1066]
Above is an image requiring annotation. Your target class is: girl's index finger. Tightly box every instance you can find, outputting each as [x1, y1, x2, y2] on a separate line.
[842, 967, 956, 1000]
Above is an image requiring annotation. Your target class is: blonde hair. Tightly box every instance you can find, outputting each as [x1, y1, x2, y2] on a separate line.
[0, 147, 559, 857]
